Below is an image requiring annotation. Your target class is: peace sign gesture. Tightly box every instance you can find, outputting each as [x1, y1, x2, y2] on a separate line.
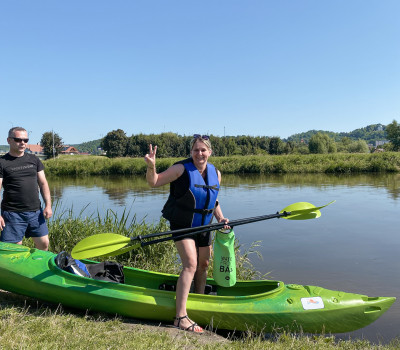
[144, 144, 157, 168]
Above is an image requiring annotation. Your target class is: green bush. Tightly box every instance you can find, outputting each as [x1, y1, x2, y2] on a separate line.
[44, 153, 400, 177]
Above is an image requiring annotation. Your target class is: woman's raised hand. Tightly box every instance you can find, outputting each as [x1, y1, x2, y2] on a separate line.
[144, 144, 157, 168]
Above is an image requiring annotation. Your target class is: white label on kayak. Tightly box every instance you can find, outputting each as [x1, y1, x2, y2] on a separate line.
[301, 297, 325, 310]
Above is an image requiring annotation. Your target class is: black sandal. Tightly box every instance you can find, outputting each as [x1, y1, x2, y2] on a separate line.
[174, 315, 204, 333]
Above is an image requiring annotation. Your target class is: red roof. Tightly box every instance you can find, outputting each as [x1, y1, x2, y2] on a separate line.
[26, 144, 44, 153]
[61, 146, 79, 154]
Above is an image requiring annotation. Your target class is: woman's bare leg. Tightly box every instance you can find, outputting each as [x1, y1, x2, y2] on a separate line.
[194, 245, 211, 294]
[174, 239, 203, 332]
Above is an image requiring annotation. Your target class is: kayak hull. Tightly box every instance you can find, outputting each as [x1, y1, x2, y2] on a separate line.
[0, 242, 395, 333]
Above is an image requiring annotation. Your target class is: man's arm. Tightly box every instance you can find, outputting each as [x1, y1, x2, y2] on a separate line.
[0, 177, 4, 230]
[37, 170, 52, 219]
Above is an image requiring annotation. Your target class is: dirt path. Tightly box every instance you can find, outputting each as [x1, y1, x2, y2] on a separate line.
[0, 289, 231, 346]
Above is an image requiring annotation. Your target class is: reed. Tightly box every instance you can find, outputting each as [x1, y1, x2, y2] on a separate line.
[44, 153, 400, 176]
[22, 203, 262, 278]
[44, 155, 176, 176]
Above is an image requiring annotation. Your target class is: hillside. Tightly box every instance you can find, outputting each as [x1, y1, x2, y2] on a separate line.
[287, 124, 387, 144]
[70, 139, 103, 154]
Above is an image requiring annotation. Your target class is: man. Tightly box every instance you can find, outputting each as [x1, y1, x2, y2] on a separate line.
[0, 127, 52, 250]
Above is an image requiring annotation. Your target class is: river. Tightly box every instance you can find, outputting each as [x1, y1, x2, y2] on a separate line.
[46, 173, 400, 343]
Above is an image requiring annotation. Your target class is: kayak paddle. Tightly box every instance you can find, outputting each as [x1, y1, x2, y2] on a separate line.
[71, 200, 335, 259]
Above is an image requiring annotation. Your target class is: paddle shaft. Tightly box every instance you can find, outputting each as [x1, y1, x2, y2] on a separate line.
[128, 201, 333, 246]
[128, 211, 290, 248]
[71, 200, 335, 259]
[128, 203, 333, 248]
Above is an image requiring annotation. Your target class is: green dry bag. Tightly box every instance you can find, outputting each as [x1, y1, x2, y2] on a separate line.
[213, 229, 236, 287]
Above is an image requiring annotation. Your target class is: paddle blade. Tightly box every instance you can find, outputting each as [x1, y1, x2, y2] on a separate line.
[71, 233, 131, 260]
[96, 242, 141, 258]
[280, 201, 335, 220]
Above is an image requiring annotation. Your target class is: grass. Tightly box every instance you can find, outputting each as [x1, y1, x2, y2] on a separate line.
[43, 155, 177, 176]
[0, 298, 399, 349]
[43, 153, 400, 176]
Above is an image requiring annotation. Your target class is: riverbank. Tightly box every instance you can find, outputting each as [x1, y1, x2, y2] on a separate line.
[43, 153, 400, 176]
[1, 290, 399, 349]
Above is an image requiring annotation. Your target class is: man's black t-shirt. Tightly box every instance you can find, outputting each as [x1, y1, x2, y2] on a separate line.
[0, 153, 44, 212]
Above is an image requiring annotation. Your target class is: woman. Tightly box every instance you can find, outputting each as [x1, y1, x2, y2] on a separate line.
[144, 135, 229, 333]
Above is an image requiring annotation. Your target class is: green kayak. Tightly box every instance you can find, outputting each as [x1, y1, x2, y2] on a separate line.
[0, 242, 395, 333]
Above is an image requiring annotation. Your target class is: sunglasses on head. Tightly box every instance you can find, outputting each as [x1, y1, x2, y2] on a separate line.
[12, 137, 29, 143]
[193, 134, 210, 140]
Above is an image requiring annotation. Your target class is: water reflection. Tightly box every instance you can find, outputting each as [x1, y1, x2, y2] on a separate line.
[48, 175, 168, 205]
[225, 173, 400, 193]
[48, 173, 400, 204]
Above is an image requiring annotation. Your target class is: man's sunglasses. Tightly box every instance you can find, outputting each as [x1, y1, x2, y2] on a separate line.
[193, 134, 210, 140]
[12, 137, 29, 143]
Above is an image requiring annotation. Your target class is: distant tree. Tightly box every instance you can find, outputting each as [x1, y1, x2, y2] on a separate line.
[157, 132, 184, 158]
[386, 120, 400, 151]
[294, 143, 310, 154]
[284, 141, 296, 154]
[257, 137, 270, 153]
[101, 129, 128, 158]
[126, 134, 149, 157]
[337, 137, 369, 153]
[268, 137, 284, 155]
[308, 133, 337, 154]
[340, 137, 352, 146]
[337, 137, 351, 152]
[382, 142, 394, 151]
[347, 139, 370, 153]
[225, 137, 239, 155]
[210, 136, 228, 156]
[40, 131, 63, 159]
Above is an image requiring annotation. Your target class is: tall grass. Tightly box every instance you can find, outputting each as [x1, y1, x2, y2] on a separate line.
[44, 155, 177, 176]
[22, 203, 262, 278]
[44, 153, 400, 176]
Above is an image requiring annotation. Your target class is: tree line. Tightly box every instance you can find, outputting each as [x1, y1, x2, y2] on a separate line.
[101, 130, 282, 158]
[98, 130, 372, 158]
[37, 120, 400, 159]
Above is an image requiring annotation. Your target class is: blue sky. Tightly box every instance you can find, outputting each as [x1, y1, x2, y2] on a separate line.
[1, 1, 399, 145]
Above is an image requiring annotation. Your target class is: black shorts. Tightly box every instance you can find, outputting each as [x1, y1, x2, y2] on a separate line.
[170, 222, 212, 247]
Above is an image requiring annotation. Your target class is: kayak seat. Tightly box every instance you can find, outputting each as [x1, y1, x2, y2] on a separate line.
[159, 281, 217, 295]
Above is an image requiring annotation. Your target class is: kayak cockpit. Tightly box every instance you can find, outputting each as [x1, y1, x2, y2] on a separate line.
[50, 254, 283, 298]
[115, 265, 284, 297]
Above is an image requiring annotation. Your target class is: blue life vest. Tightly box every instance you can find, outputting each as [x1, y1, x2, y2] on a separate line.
[184, 161, 220, 227]
[161, 159, 220, 228]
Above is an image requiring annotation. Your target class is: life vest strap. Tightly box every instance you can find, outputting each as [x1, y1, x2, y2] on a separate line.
[175, 202, 215, 215]
[194, 184, 220, 191]
[193, 208, 214, 215]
